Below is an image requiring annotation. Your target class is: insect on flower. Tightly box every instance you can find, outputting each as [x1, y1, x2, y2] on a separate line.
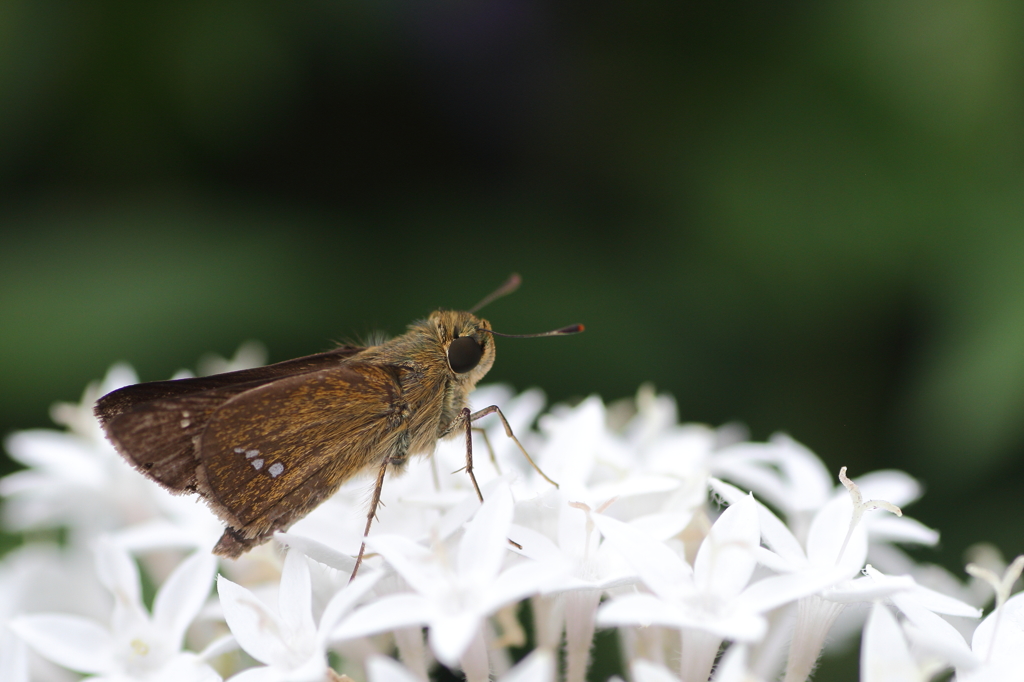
[94, 274, 582, 575]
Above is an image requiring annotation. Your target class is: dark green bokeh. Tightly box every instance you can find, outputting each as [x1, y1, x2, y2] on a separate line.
[3, 2, 1024, 680]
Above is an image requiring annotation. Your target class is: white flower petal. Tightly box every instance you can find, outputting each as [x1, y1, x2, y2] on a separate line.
[94, 538, 141, 609]
[555, 498, 588, 559]
[428, 610, 481, 667]
[149, 653, 223, 682]
[806, 495, 867, 575]
[854, 470, 922, 507]
[333, 594, 433, 641]
[152, 551, 218, 645]
[866, 516, 939, 546]
[216, 576, 290, 667]
[711, 478, 806, 567]
[766, 433, 835, 500]
[971, 591, 1024, 666]
[273, 533, 355, 574]
[277, 550, 314, 636]
[198, 634, 239, 661]
[365, 534, 437, 597]
[481, 560, 561, 612]
[860, 604, 918, 682]
[711, 435, 832, 514]
[222, 665, 284, 682]
[508, 523, 566, 566]
[754, 547, 794, 574]
[502, 648, 555, 682]
[2, 430, 99, 474]
[599, 593, 765, 642]
[899, 602, 979, 671]
[536, 396, 606, 492]
[632, 659, 682, 682]
[694, 494, 759, 599]
[887, 583, 981, 618]
[825, 574, 915, 603]
[0, 633, 28, 682]
[367, 655, 422, 682]
[99, 363, 140, 395]
[710, 644, 752, 682]
[457, 483, 513, 584]
[317, 570, 382, 636]
[628, 511, 695, 541]
[737, 566, 852, 613]
[592, 512, 692, 601]
[9, 613, 115, 674]
[596, 593, 694, 629]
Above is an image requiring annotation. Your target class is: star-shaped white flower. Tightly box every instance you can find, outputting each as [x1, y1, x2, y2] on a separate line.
[899, 556, 1024, 681]
[509, 493, 636, 682]
[710, 435, 937, 550]
[218, 548, 381, 682]
[334, 483, 559, 671]
[596, 494, 769, 682]
[0, 364, 168, 541]
[10, 539, 221, 682]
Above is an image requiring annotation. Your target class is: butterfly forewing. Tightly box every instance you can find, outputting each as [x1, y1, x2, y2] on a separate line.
[196, 363, 410, 544]
[95, 346, 365, 493]
[95, 346, 362, 421]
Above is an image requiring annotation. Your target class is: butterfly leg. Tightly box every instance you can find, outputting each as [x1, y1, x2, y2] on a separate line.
[350, 454, 391, 582]
[460, 408, 485, 502]
[440, 405, 559, 496]
[473, 426, 502, 474]
[440, 407, 531, 552]
[467, 405, 559, 489]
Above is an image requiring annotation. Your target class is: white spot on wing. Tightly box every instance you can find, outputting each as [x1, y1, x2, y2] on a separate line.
[180, 419, 191, 428]
[245, 450, 259, 458]
[234, 447, 245, 454]
[251, 459, 264, 470]
[268, 462, 284, 478]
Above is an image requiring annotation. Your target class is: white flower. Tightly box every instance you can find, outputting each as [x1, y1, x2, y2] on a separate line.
[710, 435, 937, 551]
[10, 539, 220, 682]
[898, 556, 1024, 681]
[1, 542, 113, 682]
[3, 360, 1008, 682]
[334, 483, 559, 671]
[509, 493, 636, 682]
[218, 548, 380, 682]
[0, 364, 168, 541]
[711, 474, 901, 682]
[596, 495, 766, 682]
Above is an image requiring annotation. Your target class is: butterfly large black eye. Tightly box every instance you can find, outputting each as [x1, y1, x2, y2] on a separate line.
[448, 336, 483, 374]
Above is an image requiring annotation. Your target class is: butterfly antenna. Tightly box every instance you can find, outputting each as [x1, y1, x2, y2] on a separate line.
[482, 324, 585, 338]
[470, 273, 522, 313]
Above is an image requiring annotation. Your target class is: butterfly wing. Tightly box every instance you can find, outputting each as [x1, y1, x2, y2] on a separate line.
[96, 346, 363, 420]
[95, 347, 363, 492]
[193, 362, 411, 557]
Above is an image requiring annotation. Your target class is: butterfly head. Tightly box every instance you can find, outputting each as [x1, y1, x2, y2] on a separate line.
[428, 310, 496, 386]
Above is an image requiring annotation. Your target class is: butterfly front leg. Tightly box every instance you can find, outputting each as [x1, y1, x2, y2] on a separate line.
[438, 405, 560, 505]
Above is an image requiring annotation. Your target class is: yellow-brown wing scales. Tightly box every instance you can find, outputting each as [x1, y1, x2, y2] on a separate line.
[196, 363, 407, 541]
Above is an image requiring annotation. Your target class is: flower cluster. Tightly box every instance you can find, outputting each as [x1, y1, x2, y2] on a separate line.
[1, 349, 1022, 682]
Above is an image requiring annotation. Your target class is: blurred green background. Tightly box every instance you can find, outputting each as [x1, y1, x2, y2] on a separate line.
[3, 1, 1024, 679]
